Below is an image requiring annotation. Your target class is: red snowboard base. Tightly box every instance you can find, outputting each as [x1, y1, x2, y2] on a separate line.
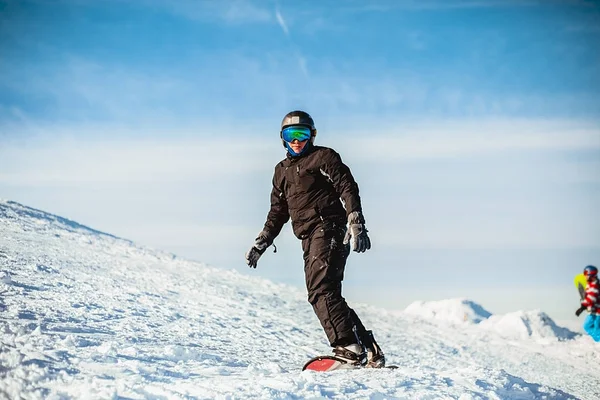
[303, 356, 348, 372]
[302, 356, 398, 372]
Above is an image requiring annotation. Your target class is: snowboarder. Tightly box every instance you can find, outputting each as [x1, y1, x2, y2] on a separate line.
[575, 265, 600, 342]
[245, 110, 386, 369]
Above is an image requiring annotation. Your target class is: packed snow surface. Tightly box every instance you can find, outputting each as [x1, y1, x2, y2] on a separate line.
[1, 199, 599, 399]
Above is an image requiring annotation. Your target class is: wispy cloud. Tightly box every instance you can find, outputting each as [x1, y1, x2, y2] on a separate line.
[2, 119, 598, 187]
[221, 0, 271, 23]
[0, 135, 278, 185]
[273, 7, 310, 79]
[0, 56, 190, 124]
[3, 50, 597, 128]
[2, 118, 598, 255]
[2, 0, 598, 129]
[6, 0, 274, 24]
[339, 119, 600, 161]
[275, 9, 289, 36]
[297, 55, 309, 79]
[146, 0, 272, 24]
[337, 0, 546, 13]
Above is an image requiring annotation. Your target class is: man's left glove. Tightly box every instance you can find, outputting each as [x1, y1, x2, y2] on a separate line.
[245, 230, 270, 268]
[576, 305, 586, 317]
[343, 211, 371, 253]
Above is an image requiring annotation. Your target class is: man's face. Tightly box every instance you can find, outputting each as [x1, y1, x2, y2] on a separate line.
[289, 138, 308, 154]
[281, 125, 312, 155]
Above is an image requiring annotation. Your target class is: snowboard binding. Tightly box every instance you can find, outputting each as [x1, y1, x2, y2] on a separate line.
[303, 328, 395, 371]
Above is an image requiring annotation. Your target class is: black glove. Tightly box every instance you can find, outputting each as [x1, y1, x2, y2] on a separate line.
[576, 305, 586, 317]
[245, 231, 270, 268]
[343, 211, 371, 253]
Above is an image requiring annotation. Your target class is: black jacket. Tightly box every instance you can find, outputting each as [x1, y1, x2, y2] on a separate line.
[262, 145, 364, 242]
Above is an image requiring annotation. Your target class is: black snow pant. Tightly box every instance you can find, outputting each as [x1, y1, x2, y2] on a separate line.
[302, 221, 371, 348]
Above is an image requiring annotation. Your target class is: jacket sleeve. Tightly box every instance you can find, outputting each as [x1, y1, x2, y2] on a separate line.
[321, 149, 364, 221]
[582, 282, 599, 308]
[262, 165, 290, 244]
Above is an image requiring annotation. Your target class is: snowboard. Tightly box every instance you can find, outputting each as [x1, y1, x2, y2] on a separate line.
[575, 273, 587, 300]
[302, 355, 398, 372]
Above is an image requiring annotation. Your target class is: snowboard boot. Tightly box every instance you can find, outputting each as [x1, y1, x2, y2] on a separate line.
[363, 331, 386, 368]
[332, 343, 366, 367]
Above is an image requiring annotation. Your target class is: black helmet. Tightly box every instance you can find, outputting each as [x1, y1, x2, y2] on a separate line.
[281, 110, 316, 131]
[280, 111, 317, 152]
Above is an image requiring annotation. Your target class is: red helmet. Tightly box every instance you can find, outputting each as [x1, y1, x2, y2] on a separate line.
[584, 265, 598, 281]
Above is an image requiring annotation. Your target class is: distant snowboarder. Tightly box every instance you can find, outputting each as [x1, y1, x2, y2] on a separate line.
[245, 110, 386, 370]
[575, 265, 600, 342]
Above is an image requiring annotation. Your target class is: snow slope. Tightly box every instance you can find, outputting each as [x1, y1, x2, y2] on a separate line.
[1, 199, 599, 399]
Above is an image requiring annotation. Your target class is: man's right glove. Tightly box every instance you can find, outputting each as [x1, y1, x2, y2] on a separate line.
[576, 305, 586, 317]
[245, 230, 270, 268]
[343, 211, 371, 253]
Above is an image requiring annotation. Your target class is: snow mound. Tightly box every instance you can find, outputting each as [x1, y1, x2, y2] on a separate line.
[404, 298, 492, 324]
[479, 310, 578, 341]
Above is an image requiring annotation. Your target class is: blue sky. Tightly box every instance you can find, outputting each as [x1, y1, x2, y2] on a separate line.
[1, 0, 599, 322]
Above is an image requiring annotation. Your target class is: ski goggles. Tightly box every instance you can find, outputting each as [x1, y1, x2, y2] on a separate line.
[281, 125, 312, 143]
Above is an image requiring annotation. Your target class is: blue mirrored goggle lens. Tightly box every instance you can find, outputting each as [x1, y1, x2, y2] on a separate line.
[282, 126, 311, 143]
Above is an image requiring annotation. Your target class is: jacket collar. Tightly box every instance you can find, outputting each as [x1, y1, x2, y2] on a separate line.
[285, 143, 315, 161]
